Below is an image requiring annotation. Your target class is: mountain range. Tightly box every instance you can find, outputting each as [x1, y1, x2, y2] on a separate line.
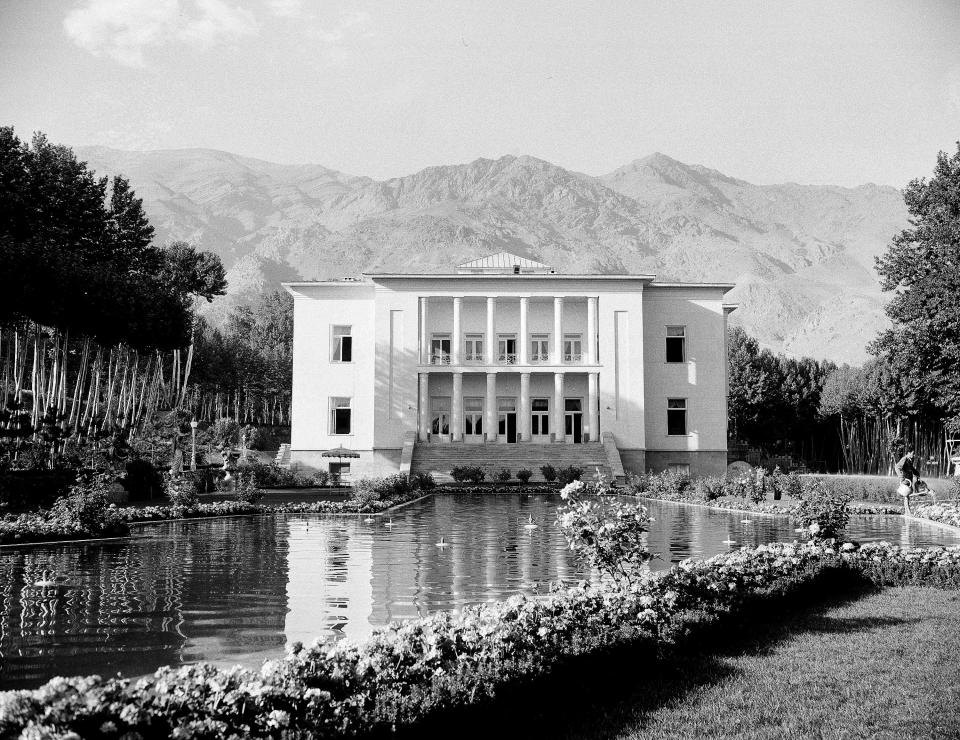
[75, 146, 908, 364]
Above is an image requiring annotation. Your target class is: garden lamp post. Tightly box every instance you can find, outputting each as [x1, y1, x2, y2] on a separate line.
[190, 420, 198, 471]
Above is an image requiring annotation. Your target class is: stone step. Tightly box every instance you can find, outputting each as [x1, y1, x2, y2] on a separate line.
[411, 442, 611, 482]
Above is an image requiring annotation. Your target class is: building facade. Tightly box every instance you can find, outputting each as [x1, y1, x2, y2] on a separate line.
[284, 253, 735, 480]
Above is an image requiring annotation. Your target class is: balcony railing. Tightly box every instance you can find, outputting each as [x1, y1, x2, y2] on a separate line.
[430, 353, 451, 365]
[498, 353, 518, 365]
[530, 353, 549, 363]
[564, 353, 583, 364]
[464, 352, 483, 363]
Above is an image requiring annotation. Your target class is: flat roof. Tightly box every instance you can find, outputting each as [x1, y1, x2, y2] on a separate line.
[363, 272, 656, 280]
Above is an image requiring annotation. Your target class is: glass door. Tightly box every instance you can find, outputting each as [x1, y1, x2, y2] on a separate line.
[430, 396, 451, 436]
[531, 397, 550, 437]
[463, 397, 484, 439]
[497, 397, 518, 443]
[564, 398, 583, 443]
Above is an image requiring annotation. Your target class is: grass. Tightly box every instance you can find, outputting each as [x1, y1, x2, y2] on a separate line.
[408, 586, 960, 740]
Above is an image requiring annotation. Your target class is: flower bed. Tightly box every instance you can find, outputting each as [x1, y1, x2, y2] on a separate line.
[910, 502, 960, 530]
[802, 473, 957, 505]
[437, 483, 559, 495]
[841, 541, 960, 589]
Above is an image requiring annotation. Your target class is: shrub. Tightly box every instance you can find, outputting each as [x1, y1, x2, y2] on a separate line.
[463, 466, 486, 484]
[540, 464, 557, 483]
[49, 473, 127, 535]
[165, 473, 199, 508]
[246, 461, 317, 488]
[693, 476, 724, 501]
[516, 468, 533, 485]
[353, 474, 414, 508]
[645, 469, 690, 497]
[210, 417, 241, 450]
[556, 475, 652, 587]
[235, 471, 264, 504]
[495, 468, 512, 483]
[556, 465, 584, 486]
[412, 471, 436, 490]
[451, 465, 471, 483]
[312, 470, 331, 487]
[797, 481, 851, 541]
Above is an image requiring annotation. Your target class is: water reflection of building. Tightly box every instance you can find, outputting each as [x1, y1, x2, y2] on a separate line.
[0, 517, 290, 689]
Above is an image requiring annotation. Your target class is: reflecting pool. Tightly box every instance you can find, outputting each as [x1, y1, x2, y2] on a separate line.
[1, 495, 957, 688]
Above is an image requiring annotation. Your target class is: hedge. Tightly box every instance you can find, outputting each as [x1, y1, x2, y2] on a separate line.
[3, 541, 959, 738]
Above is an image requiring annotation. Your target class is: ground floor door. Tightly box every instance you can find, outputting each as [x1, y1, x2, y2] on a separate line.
[564, 398, 583, 443]
[498, 397, 518, 443]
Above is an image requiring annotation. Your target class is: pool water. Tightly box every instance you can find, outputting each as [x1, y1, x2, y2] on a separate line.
[0, 495, 956, 688]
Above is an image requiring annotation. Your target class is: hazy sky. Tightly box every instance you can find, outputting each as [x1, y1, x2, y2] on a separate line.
[2, 0, 959, 186]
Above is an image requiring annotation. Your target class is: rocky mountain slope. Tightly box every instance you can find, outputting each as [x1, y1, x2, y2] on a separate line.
[76, 146, 907, 364]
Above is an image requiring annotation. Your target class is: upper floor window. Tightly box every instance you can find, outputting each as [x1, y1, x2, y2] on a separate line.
[563, 334, 582, 363]
[530, 334, 549, 363]
[666, 326, 686, 363]
[498, 334, 517, 364]
[465, 334, 484, 363]
[667, 398, 687, 436]
[331, 325, 352, 362]
[330, 397, 352, 435]
[430, 334, 451, 364]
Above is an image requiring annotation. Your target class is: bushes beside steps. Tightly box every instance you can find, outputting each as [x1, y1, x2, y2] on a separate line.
[4, 541, 959, 738]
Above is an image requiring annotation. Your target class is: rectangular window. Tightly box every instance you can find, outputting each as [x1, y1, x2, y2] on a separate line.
[430, 334, 451, 364]
[430, 396, 451, 435]
[563, 334, 582, 363]
[465, 334, 484, 363]
[331, 326, 352, 362]
[329, 397, 352, 435]
[530, 334, 549, 363]
[666, 326, 685, 363]
[667, 398, 687, 436]
[668, 463, 691, 476]
[464, 397, 484, 435]
[498, 334, 517, 364]
[531, 397, 550, 435]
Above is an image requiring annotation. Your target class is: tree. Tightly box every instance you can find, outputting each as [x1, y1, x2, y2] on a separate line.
[873, 143, 960, 426]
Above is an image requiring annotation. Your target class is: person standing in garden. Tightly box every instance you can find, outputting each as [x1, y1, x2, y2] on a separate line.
[895, 449, 918, 489]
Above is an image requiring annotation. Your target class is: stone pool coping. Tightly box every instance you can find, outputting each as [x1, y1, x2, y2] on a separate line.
[903, 513, 960, 534]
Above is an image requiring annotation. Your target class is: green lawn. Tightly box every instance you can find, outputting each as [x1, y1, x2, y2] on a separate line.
[422, 587, 960, 740]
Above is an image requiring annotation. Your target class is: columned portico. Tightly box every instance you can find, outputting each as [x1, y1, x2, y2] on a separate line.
[485, 297, 496, 365]
[452, 297, 462, 365]
[552, 297, 563, 365]
[519, 297, 529, 365]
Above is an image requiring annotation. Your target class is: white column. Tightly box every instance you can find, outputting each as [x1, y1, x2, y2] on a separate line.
[452, 297, 462, 365]
[588, 372, 599, 443]
[519, 297, 529, 365]
[520, 372, 531, 442]
[419, 297, 429, 364]
[587, 296, 598, 365]
[452, 372, 463, 442]
[485, 372, 497, 442]
[486, 297, 496, 365]
[418, 373, 429, 441]
[553, 372, 565, 442]
[552, 296, 563, 364]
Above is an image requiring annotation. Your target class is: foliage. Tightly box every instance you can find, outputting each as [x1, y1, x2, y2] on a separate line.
[352, 473, 421, 508]
[0, 128, 225, 350]
[539, 464, 558, 482]
[246, 461, 320, 489]
[872, 143, 960, 427]
[451, 465, 486, 484]
[0, 541, 894, 738]
[556, 465, 584, 485]
[165, 473, 199, 508]
[912, 501, 960, 529]
[796, 481, 851, 541]
[556, 475, 653, 586]
[516, 468, 533, 484]
[122, 458, 164, 500]
[210, 417, 241, 450]
[495, 468, 512, 483]
[411, 471, 436, 490]
[0, 473, 129, 544]
[234, 470, 264, 504]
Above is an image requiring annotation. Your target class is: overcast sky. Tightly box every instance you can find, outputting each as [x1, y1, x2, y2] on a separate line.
[1, 0, 959, 186]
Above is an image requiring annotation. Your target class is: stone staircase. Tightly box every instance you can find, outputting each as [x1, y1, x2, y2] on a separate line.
[411, 442, 613, 482]
[274, 444, 291, 468]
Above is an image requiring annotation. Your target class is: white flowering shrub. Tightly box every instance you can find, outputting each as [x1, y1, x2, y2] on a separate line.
[556, 475, 653, 587]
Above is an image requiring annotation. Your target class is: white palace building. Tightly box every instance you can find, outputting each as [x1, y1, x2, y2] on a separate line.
[283, 252, 736, 482]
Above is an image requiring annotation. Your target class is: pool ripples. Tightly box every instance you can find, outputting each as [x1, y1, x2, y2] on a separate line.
[1, 495, 957, 688]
